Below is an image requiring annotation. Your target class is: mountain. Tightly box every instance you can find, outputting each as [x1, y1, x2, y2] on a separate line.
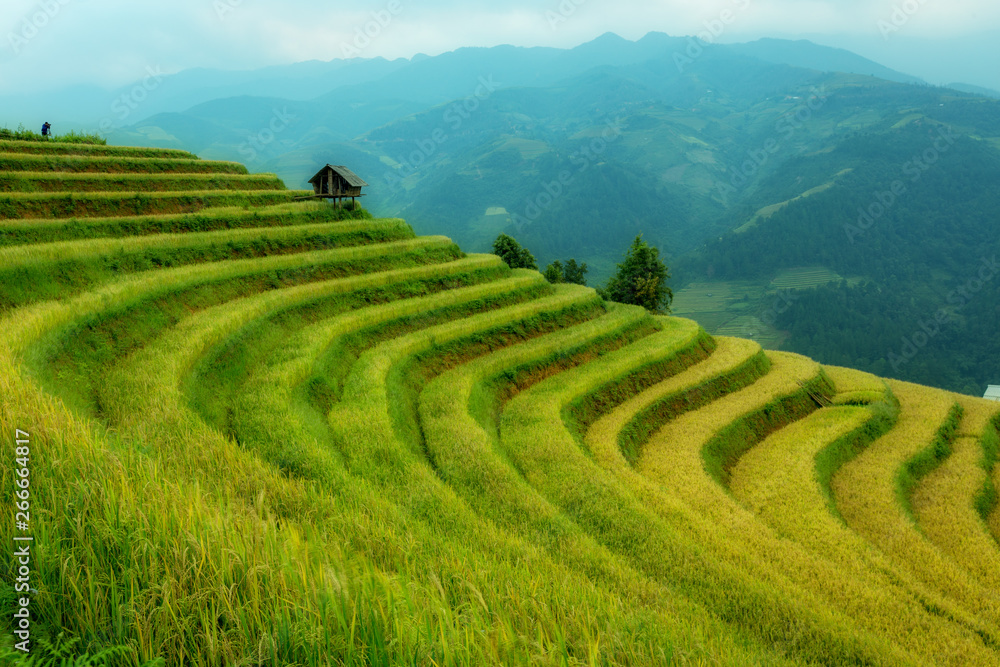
[948, 82, 1000, 98]
[0, 57, 414, 129]
[67, 32, 1000, 394]
[725, 38, 924, 84]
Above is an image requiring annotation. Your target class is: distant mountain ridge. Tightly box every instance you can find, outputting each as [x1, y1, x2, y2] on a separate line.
[9, 31, 999, 394]
[0, 32, 927, 130]
[947, 82, 1000, 98]
[724, 38, 924, 84]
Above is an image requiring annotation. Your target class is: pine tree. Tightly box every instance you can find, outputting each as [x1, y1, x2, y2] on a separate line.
[601, 235, 672, 313]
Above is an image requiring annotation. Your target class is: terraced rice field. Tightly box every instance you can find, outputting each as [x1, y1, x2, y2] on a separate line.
[2, 140, 999, 666]
[769, 265, 845, 290]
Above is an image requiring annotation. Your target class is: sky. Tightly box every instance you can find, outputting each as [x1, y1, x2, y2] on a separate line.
[2, 0, 999, 95]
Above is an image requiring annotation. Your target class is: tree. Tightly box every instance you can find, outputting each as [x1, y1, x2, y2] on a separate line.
[492, 234, 537, 270]
[563, 259, 588, 286]
[544, 258, 587, 285]
[543, 260, 564, 284]
[601, 235, 673, 313]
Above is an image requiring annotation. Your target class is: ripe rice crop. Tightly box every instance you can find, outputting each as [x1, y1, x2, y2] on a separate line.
[591, 357, 998, 665]
[831, 381, 1000, 627]
[591, 336, 767, 464]
[639, 351, 828, 486]
[824, 364, 891, 405]
[730, 402, 1000, 664]
[498, 333, 924, 665]
[911, 395, 1000, 592]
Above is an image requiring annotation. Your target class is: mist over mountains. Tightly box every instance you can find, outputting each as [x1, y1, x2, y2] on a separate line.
[8, 31, 1000, 394]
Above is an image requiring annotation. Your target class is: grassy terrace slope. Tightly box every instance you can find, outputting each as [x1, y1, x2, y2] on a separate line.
[1, 140, 999, 667]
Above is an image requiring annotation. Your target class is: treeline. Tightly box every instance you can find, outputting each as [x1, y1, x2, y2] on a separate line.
[493, 233, 674, 313]
[775, 278, 1000, 396]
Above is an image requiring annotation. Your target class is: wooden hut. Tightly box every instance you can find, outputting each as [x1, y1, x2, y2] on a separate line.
[304, 164, 368, 207]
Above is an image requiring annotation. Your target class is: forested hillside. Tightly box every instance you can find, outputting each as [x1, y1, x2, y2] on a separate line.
[680, 112, 1000, 395]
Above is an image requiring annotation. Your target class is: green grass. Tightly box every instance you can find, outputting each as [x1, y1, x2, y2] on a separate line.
[897, 402, 964, 521]
[0, 126, 107, 145]
[0, 228, 448, 312]
[0, 152, 247, 175]
[0, 172, 286, 194]
[0, 203, 380, 247]
[419, 301, 657, 546]
[0, 138, 194, 158]
[98, 282, 699, 664]
[24, 242, 474, 417]
[0, 189, 313, 219]
[193, 270, 549, 439]
[974, 414, 1000, 522]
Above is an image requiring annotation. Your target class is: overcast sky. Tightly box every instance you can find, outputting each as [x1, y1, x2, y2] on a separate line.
[2, 0, 999, 94]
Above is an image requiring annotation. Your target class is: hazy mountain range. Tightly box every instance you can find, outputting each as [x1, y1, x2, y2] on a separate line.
[6, 32, 1000, 395]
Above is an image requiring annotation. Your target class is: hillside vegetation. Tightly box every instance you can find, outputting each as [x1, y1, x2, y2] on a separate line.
[89, 34, 1000, 394]
[2, 140, 1000, 666]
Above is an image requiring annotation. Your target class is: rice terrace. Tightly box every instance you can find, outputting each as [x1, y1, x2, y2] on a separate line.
[2, 135, 1000, 666]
